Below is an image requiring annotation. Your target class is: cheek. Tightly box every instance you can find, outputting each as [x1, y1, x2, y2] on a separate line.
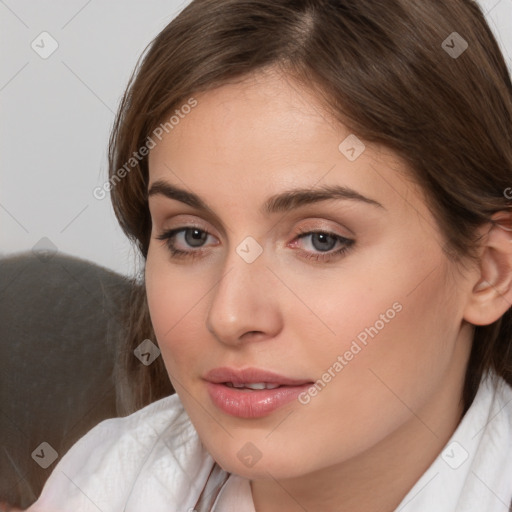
[310, 256, 460, 424]
[299, 244, 456, 396]
[145, 255, 211, 380]
[284, 242, 451, 371]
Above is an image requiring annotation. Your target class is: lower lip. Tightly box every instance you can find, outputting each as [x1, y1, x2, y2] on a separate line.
[206, 381, 313, 418]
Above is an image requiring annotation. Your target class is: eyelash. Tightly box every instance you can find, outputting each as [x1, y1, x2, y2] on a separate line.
[156, 226, 355, 263]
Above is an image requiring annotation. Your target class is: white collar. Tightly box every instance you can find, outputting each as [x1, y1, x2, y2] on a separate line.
[395, 371, 512, 511]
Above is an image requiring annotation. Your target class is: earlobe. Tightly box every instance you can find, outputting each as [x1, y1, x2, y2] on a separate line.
[463, 211, 512, 326]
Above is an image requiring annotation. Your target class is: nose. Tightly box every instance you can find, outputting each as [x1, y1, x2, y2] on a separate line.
[205, 246, 282, 347]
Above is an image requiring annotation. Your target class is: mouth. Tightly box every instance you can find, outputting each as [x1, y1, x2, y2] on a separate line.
[204, 367, 314, 418]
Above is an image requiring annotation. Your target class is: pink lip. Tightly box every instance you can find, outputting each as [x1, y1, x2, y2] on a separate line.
[204, 367, 313, 418]
[204, 367, 311, 386]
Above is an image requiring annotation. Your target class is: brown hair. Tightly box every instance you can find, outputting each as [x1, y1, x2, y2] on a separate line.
[109, 0, 512, 416]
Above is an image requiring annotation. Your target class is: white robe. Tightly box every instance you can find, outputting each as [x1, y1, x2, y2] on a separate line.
[27, 370, 512, 511]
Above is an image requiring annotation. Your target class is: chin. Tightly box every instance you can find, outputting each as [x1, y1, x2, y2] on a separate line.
[203, 438, 313, 480]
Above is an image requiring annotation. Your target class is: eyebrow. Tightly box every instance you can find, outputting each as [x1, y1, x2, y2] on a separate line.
[147, 180, 385, 215]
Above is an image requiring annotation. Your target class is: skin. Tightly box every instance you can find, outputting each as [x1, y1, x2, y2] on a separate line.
[145, 67, 512, 511]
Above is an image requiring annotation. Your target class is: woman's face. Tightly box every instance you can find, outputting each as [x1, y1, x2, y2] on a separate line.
[145, 68, 474, 479]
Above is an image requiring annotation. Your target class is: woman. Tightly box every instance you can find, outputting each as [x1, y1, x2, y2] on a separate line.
[28, 0, 512, 510]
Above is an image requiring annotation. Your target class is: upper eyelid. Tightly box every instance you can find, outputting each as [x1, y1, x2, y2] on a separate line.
[157, 211, 354, 234]
[160, 222, 350, 236]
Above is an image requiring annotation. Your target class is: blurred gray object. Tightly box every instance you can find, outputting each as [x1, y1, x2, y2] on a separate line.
[0, 251, 132, 508]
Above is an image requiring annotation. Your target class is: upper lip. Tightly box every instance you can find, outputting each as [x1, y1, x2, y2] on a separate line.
[204, 367, 312, 386]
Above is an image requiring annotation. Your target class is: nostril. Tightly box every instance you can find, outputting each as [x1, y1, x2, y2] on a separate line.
[243, 331, 264, 340]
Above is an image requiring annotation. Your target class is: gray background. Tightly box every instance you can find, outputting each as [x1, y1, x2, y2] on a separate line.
[1, 0, 511, 277]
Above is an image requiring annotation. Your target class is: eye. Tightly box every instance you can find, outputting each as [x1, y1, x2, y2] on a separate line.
[293, 230, 355, 263]
[156, 226, 216, 259]
[155, 226, 355, 263]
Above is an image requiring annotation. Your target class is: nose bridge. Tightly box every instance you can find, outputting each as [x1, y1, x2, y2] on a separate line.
[205, 240, 280, 344]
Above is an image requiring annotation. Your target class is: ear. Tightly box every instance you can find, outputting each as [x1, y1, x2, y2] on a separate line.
[463, 210, 512, 326]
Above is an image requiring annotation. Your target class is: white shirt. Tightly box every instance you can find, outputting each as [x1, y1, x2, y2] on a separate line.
[28, 370, 512, 512]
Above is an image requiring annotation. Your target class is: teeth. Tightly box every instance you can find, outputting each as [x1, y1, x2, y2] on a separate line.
[245, 383, 268, 390]
[226, 382, 281, 390]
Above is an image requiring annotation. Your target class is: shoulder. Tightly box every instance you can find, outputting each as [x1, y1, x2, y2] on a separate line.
[29, 393, 213, 511]
[86, 392, 192, 444]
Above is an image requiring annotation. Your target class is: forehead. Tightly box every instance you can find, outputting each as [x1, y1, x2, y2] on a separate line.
[147, 70, 428, 225]
[150, 70, 338, 162]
